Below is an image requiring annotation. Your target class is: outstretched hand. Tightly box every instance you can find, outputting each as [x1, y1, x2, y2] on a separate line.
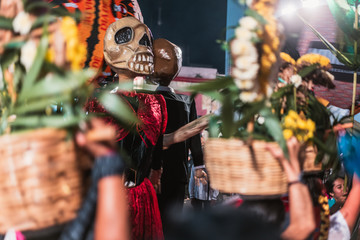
[76, 118, 117, 157]
[267, 137, 301, 182]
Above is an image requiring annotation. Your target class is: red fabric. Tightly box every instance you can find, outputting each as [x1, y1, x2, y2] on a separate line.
[128, 178, 164, 240]
[85, 92, 167, 145]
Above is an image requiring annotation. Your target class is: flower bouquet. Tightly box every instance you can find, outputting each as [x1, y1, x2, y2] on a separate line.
[190, 0, 290, 196]
[271, 53, 339, 173]
[0, 0, 136, 233]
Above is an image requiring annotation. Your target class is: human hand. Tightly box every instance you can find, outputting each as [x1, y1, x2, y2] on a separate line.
[76, 118, 117, 157]
[267, 137, 301, 182]
[195, 169, 208, 186]
[149, 169, 162, 193]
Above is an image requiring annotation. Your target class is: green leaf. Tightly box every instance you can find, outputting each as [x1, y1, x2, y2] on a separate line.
[0, 49, 19, 91]
[208, 115, 220, 138]
[297, 64, 318, 78]
[297, 13, 357, 69]
[187, 76, 235, 93]
[18, 70, 94, 102]
[220, 93, 235, 138]
[260, 107, 289, 159]
[0, 49, 19, 70]
[31, 15, 57, 30]
[4, 41, 26, 50]
[11, 115, 81, 129]
[20, 31, 48, 93]
[99, 92, 140, 125]
[234, 100, 264, 128]
[13, 95, 71, 115]
[327, 0, 360, 42]
[0, 16, 13, 30]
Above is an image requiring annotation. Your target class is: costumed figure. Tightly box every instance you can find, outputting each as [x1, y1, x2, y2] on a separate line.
[152, 38, 206, 234]
[86, 17, 165, 240]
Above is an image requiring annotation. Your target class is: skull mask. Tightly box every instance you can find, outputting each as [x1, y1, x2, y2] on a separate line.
[104, 16, 154, 75]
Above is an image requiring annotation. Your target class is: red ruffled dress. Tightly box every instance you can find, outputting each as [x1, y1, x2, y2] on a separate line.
[86, 91, 167, 240]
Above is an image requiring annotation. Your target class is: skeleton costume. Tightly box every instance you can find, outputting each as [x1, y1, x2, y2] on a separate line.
[86, 17, 166, 240]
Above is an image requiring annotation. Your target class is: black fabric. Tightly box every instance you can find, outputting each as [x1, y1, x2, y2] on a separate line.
[156, 90, 204, 236]
[156, 91, 204, 184]
[158, 182, 186, 237]
[118, 94, 163, 186]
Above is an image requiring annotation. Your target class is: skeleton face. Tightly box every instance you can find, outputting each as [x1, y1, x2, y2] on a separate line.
[104, 16, 154, 75]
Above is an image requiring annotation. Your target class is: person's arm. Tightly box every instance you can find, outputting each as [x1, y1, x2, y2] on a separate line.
[76, 118, 130, 240]
[96, 175, 129, 240]
[268, 137, 316, 240]
[340, 174, 360, 233]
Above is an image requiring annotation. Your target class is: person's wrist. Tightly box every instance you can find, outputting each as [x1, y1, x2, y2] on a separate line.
[286, 172, 303, 183]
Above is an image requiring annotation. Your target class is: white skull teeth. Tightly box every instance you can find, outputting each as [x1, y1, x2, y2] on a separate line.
[128, 53, 154, 74]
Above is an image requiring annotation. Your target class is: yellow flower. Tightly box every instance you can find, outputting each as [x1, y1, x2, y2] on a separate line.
[284, 116, 297, 129]
[280, 52, 295, 65]
[296, 134, 304, 142]
[287, 110, 298, 119]
[283, 129, 293, 140]
[60, 16, 86, 71]
[45, 48, 55, 63]
[297, 119, 307, 130]
[306, 119, 316, 132]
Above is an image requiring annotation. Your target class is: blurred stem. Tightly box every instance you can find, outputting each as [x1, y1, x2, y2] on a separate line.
[293, 86, 297, 112]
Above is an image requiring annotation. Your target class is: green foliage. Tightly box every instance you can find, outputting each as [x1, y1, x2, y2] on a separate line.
[0, 5, 138, 135]
[189, 75, 288, 157]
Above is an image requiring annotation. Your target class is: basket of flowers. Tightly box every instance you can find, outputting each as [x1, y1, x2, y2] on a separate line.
[272, 52, 338, 173]
[0, 0, 96, 233]
[191, 0, 292, 196]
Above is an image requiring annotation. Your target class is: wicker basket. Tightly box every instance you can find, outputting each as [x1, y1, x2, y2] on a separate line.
[204, 138, 287, 196]
[302, 144, 321, 173]
[0, 128, 89, 233]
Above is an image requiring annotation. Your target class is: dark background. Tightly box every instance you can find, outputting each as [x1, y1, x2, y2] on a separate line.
[138, 0, 228, 74]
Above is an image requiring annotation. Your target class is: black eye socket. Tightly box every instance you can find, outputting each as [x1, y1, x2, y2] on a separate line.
[115, 27, 133, 44]
[139, 34, 151, 47]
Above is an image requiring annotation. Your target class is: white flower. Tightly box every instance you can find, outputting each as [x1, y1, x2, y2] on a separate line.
[230, 39, 257, 57]
[290, 74, 302, 88]
[239, 16, 258, 31]
[240, 91, 258, 103]
[21, 40, 37, 71]
[266, 85, 273, 97]
[234, 79, 254, 90]
[13, 11, 33, 35]
[234, 55, 258, 70]
[235, 27, 256, 41]
[232, 64, 259, 81]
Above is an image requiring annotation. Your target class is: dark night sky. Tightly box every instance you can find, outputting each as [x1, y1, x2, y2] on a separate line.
[138, 0, 228, 74]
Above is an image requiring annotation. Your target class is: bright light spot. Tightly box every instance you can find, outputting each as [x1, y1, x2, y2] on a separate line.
[302, 0, 319, 8]
[281, 5, 297, 16]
